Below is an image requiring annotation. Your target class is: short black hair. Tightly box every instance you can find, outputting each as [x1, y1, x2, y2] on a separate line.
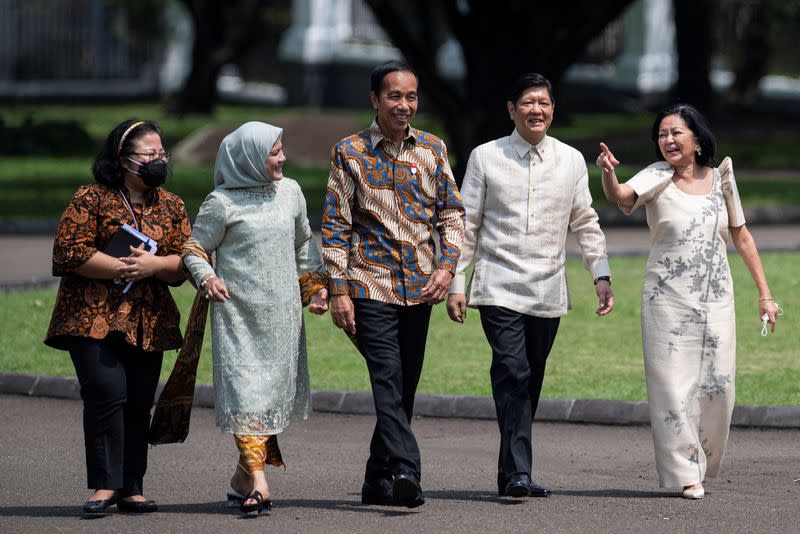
[508, 73, 554, 105]
[651, 104, 717, 166]
[92, 119, 161, 187]
[370, 60, 418, 95]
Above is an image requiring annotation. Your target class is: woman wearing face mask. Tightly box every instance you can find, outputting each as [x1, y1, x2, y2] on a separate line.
[182, 121, 329, 517]
[45, 119, 191, 514]
[596, 104, 779, 499]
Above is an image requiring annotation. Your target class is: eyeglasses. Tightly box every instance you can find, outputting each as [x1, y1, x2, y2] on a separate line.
[130, 151, 171, 162]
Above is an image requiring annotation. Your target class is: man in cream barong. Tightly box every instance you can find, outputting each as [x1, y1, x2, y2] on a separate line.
[447, 73, 614, 499]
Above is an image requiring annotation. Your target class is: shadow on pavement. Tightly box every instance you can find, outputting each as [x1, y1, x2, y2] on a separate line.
[0, 499, 419, 519]
[557, 489, 677, 499]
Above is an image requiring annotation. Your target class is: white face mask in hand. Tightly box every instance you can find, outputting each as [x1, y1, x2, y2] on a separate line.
[760, 303, 784, 336]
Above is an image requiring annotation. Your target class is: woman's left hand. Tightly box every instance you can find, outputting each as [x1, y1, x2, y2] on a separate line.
[309, 287, 329, 315]
[759, 298, 780, 333]
[117, 245, 162, 282]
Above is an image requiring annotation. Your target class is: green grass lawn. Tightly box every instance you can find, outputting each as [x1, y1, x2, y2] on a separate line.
[2, 253, 797, 405]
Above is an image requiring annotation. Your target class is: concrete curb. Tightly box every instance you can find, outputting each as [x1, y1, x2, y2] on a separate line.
[2, 372, 799, 429]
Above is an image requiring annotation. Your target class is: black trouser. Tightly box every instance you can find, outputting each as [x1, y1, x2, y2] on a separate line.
[67, 335, 163, 495]
[478, 306, 560, 489]
[353, 299, 432, 482]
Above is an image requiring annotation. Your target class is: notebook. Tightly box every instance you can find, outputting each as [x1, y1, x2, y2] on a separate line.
[104, 223, 158, 293]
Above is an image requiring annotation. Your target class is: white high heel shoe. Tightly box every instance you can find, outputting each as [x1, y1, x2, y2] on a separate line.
[682, 484, 705, 499]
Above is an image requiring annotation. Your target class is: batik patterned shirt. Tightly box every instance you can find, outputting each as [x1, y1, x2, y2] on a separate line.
[322, 121, 465, 305]
[45, 183, 191, 352]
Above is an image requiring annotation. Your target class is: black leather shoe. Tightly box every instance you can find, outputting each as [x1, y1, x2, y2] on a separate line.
[529, 481, 551, 498]
[361, 478, 393, 505]
[82, 496, 117, 514]
[502, 474, 532, 498]
[117, 498, 158, 513]
[392, 472, 424, 508]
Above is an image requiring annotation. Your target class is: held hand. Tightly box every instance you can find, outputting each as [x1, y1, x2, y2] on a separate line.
[117, 244, 160, 281]
[596, 142, 620, 174]
[331, 294, 356, 334]
[759, 299, 780, 333]
[595, 280, 615, 316]
[420, 269, 454, 304]
[446, 294, 467, 323]
[309, 287, 329, 315]
[203, 276, 230, 302]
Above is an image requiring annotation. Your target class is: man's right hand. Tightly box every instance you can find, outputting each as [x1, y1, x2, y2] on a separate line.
[330, 294, 356, 334]
[446, 294, 467, 323]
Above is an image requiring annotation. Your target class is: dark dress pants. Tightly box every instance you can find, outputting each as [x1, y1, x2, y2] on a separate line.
[479, 306, 560, 489]
[353, 299, 432, 482]
[68, 335, 163, 495]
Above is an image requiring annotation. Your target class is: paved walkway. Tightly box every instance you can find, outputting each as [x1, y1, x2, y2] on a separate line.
[0, 395, 798, 534]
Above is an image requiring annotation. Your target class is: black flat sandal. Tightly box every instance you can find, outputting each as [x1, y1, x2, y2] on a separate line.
[226, 489, 245, 508]
[240, 490, 272, 517]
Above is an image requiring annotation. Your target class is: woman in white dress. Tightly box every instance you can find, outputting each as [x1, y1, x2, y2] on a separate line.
[183, 122, 329, 516]
[595, 104, 779, 499]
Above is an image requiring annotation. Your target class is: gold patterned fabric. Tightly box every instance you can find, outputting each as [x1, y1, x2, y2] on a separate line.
[299, 271, 329, 305]
[235, 434, 284, 472]
[148, 238, 211, 444]
[149, 291, 209, 444]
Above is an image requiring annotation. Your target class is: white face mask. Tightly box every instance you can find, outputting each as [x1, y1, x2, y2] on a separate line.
[761, 303, 784, 336]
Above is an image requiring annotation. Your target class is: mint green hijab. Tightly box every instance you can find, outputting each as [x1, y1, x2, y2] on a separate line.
[214, 121, 283, 189]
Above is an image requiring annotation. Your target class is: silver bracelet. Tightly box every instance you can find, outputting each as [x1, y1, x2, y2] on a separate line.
[200, 274, 217, 289]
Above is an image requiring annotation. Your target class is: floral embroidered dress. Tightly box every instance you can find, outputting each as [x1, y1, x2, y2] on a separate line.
[184, 180, 324, 435]
[183, 122, 326, 437]
[622, 157, 746, 488]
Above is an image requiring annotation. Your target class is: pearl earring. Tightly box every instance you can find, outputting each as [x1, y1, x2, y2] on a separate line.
[695, 145, 702, 156]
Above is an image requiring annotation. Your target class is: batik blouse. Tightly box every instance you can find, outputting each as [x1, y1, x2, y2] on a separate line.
[45, 183, 191, 352]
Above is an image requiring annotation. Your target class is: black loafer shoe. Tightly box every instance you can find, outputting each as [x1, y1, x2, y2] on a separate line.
[529, 481, 551, 498]
[82, 497, 117, 514]
[393, 472, 425, 508]
[362, 478, 394, 505]
[503, 474, 532, 498]
[117, 498, 158, 513]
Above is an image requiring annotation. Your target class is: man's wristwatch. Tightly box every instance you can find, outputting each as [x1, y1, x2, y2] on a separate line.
[594, 276, 611, 285]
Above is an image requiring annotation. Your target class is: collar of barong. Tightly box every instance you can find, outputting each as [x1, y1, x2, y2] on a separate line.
[149, 240, 334, 444]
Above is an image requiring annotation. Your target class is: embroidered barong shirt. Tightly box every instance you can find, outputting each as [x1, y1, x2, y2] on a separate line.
[451, 129, 610, 318]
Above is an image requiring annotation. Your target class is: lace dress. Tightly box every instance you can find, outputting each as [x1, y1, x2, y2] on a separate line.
[184, 178, 323, 435]
[622, 158, 746, 488]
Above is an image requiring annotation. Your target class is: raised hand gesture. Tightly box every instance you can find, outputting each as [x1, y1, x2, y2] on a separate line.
[596, 142, 620, 175]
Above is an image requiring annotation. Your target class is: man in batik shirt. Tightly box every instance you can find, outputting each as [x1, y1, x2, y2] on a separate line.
[322, 60, 464, 508]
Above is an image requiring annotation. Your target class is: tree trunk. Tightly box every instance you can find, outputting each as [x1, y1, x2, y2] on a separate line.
[729, 2, 770, 108]
[170, 0, 225, 114]
[170, 0, 267, 114]
[673, 0, 714, 112]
